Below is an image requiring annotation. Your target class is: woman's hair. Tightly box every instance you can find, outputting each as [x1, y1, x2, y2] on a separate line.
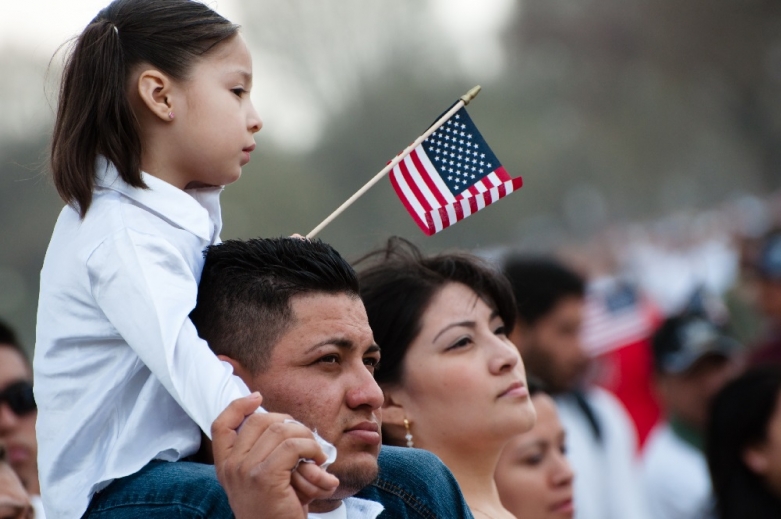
[51, 0, 239, 217]
[706, 366, 781, 519]
[355, 237, 517, 387]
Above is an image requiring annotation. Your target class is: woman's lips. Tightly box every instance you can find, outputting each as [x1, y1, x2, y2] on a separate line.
[345, 421, 381, 445]
[498, 381, 529, 399]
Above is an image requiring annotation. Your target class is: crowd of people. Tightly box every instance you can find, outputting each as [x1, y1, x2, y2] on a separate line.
[3, 0, 781, 517]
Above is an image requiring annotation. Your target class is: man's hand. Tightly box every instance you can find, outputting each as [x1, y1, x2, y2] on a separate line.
[212, 393, 339, 519]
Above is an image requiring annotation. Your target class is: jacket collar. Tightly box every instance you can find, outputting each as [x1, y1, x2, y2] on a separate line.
[94, 156, 223, 242]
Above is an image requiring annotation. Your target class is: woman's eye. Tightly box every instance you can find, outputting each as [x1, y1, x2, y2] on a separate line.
[524, 454, 544, 466]
[447, 336, 473, 351]
[494, 325, 507, 336]
[231, 88, 245, 97]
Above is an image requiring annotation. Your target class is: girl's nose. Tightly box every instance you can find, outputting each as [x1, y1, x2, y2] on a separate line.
[551, 451, 575, 487]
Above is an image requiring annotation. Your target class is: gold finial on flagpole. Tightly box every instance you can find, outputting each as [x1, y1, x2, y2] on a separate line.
[460, 85, 482, 105]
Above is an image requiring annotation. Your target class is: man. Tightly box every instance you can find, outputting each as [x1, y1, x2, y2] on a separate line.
[750, 230, 781, 365]
[194, 237, 472, 518]
[642, 314, 742, 519]
[502, 256, 650, 519]
[0, 445, 32, 519]
[0, 322, 43, 518]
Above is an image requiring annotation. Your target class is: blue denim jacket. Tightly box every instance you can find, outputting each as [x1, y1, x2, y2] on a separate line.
[357, 446, 474, 519]
[85, 447, 473, 518]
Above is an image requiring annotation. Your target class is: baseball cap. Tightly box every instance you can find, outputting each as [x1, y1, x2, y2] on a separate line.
[652, 315, 741, 374]
[757, 232, 781, 280]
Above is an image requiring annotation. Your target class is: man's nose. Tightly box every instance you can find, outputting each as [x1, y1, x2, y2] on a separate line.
[346, 368, 385, 411]
[0, 402, 19, 433]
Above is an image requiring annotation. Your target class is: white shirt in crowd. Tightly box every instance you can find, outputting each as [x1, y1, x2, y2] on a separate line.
[556, 386, 651, 519]
[34, 159, 252, 519]
[308, 497, 384, 519]
[642, 423, 714, 519]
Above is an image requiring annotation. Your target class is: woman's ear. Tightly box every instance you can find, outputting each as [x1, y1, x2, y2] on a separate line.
[743, 444, 770, 476]
[381, 391, 407, 427]
[136, 68, 175, 122]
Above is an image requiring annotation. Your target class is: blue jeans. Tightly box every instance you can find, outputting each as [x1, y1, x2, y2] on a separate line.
[83, 461, 233, 518]
[357, 446, 474, 519]
[84, 448, 472, 518]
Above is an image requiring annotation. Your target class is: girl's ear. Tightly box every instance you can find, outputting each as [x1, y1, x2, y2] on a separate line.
[743, 444, 770, 476]
[136, 68, 175, 122]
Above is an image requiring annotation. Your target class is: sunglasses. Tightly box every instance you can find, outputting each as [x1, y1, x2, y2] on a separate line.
[0, 381, 36, 417]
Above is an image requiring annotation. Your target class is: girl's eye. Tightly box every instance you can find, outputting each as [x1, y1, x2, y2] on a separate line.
[447, 336, 473, 351]
[231, 88, 246, 97]
[524, 453, 544, 466]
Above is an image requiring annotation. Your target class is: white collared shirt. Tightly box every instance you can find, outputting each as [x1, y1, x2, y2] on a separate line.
[34, 159, 251, 519]
[308, 498, 384, 519]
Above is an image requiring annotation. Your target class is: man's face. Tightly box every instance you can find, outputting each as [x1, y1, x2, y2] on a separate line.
[519, 296, 590, 393]
[656, 354, 740, 431]
[0, 347, 37, 495]
[241, 293, 383, 500]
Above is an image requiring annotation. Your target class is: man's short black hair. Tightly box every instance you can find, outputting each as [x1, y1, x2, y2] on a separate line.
[502, 256, 586, 326]
[0, 318, 30, 368]
[191, 237, 360, 374]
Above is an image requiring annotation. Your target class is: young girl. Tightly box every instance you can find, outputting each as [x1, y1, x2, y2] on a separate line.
[35, 1, 332, 517]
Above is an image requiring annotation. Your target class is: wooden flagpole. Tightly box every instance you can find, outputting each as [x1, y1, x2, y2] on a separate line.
[306, 85, 482, 239]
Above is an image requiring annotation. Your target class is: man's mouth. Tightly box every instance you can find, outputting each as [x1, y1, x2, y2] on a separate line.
[344, 421, 381, 445]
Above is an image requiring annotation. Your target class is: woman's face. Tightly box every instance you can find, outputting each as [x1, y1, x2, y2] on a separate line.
[495, 394, 574, 519]
[389, 282, 536, 450]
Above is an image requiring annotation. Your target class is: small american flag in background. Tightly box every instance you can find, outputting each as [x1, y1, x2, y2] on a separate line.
[389, 105, 523, 235]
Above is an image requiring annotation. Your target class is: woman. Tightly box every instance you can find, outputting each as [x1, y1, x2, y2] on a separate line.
[357, 239, 537, 519]
[495, 381, 575, 519]
[707, 366, 781, 519]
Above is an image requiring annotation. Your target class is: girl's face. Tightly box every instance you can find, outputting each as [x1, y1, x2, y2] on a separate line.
[495, 394, 574, 519]
[168, 34, 262, 188]
[389, 282, 536, 451]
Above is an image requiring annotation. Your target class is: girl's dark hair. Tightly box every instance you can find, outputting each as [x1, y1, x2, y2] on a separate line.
[706, 366, 781, 519]
[51, 0, 239, 217]
[355, 237, 517, 387]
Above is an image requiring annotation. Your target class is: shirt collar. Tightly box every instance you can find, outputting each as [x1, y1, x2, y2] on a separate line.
[94, 156, 223, 242]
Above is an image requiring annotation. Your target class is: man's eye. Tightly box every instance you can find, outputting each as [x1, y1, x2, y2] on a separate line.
[364, 357, 380, 368]
[494, 325, 507, 336]
[318, 355, 339, 364]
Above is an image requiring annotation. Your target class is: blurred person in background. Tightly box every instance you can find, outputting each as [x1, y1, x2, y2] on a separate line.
[642, 314, 742, 519]
[495, 379, 575, 519]
[358, 239, 538, 519]
[0, 445, 33, 519]
[502, 256, 649, 519]
[707, 366, 781, 519]
[0, 321, 43, 518]
[749, 230, 781, 365]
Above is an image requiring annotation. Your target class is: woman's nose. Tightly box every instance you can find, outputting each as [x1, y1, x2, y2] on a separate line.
[551, 451, 575, 487]
[489, 336, 521, 375]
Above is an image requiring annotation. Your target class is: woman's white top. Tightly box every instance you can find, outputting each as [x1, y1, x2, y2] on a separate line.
[34, 158, 251, 519]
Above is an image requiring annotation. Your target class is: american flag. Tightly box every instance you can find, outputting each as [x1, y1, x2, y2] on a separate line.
[389, 105, 523, 235]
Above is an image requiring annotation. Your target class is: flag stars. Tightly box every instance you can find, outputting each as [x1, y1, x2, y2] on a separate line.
[480, 153, 485, 158]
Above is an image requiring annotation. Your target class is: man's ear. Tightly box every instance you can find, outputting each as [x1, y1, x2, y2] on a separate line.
[136, 68, 176, 122]
[743, 444, 770, 476]
[217, 355, 252, 387]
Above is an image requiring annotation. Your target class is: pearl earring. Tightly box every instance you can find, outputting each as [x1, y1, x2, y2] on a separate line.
[403, 418, 414, 448]
[168, 111, 175, 120]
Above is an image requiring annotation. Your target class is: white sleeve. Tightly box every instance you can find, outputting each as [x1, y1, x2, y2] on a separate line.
[86, 228, 248, 438]
[592, 388, 653, 519]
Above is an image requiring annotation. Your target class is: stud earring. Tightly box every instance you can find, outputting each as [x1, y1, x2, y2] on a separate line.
[403, 418, 414, 448]
[168, 111, 175, 120]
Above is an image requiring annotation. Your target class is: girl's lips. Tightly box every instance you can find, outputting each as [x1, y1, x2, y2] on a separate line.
[551, 498, 574, 516]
